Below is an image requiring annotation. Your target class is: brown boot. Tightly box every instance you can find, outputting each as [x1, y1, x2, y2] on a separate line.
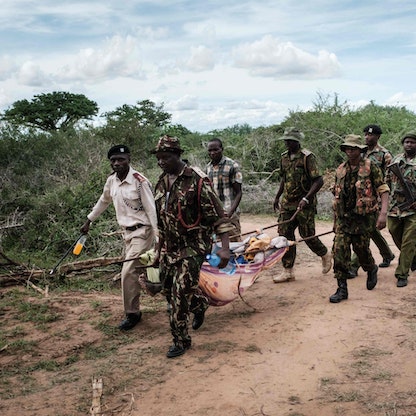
[273, 268, 295, 283]
[321, 251, 333, 274]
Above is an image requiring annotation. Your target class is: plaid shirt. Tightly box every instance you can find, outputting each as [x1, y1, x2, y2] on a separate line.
[206, 156, 243, 212]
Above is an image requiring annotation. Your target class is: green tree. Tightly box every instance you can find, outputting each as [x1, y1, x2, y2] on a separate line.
[99, 100, 172, 167]
[1, 92, 99, 132]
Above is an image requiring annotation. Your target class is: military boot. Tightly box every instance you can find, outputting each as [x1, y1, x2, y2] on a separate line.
[273, 268, 295, 283]
[329, 279, 348, 303]
[366, 265, 378, 290]
[321, 251, 333, 274]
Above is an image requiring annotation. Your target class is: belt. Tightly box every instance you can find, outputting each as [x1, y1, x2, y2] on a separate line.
[125, 224, 145, 231]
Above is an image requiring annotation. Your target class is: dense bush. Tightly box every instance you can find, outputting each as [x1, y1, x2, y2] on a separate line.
[1, 93, 416, 268]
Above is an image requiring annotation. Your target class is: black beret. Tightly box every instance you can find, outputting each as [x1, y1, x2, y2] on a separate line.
[363, 124, 382, 135]
[107, 145, 130, 159]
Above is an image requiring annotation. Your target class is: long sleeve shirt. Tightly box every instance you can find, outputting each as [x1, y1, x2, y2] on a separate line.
[387, 153, 416, 218]
[87, 167, 158, 235]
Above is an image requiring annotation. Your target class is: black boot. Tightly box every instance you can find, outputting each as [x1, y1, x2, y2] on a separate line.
[366, 265, 378, 290]
[118, 312, 142, 330]
[329, 279, 348, 303]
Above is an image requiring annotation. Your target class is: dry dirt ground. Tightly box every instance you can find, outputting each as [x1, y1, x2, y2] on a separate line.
[1, 214, 416, 416]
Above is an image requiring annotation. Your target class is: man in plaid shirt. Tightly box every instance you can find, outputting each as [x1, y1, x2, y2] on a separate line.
[206, 138, 243, 241]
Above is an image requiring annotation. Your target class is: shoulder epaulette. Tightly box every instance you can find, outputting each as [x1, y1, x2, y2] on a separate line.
[190, 166, 209, 179]
[133, 172, 146, 182]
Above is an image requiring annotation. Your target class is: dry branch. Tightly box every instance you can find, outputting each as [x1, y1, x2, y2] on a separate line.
[58, 256, 123, 274]
[0, 268, 45, 286]
[0, 250, 21, 266]
[90, 377, 103, 416]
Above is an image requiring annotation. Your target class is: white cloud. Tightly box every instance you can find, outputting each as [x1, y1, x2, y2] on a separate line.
[386, 92, 416, 110]
[167, 95, 199, 111]
[56, 35, 142, 83]
[185, 46, 216, 72]
[1, 1, 416, 132]
[232, 35, 341, 79]
[17, 61, 50, 86]
[0, 56, 16, 80]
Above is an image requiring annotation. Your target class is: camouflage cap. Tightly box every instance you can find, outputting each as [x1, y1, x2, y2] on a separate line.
[401, 132, 416, 143]
[340, 134, 367, 151]
[279, 127, 305, 142]
[151, 135, 184, 154]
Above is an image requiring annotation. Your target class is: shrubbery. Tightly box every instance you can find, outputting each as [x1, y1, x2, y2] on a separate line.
[1, 93, 416, 268]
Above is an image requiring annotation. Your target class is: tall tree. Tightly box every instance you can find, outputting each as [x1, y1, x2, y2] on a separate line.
[100, 100, 172, 157]
[1, 92, 99, 131]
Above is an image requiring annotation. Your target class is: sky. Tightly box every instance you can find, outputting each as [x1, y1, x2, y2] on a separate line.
[1, 0, 416, 133]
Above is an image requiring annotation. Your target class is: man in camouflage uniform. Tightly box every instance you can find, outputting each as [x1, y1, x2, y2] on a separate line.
[386, 132, 416, 287]
[152, 135, 233, 358]
[330, 134, 389, 303]
[273, 127, 332, 283]
[349, 124, 394, 277]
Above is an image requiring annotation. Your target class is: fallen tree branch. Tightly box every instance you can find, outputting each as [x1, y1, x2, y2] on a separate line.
[58, 256, 123, 274]
[0, 250, 21, 266]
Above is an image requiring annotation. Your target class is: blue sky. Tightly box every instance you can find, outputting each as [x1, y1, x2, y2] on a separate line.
[1, 0, 416, 132]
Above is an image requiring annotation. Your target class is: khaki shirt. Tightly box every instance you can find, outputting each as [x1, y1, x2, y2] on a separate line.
[87, 167, 158, 235]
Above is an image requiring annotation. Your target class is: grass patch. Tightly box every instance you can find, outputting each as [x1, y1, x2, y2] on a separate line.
[199, 340, 237, 353]
[84, 344, 118, 360]
[371, 370, 393, 381]
[320, 377, 338, 387]
[333, 390, 363, 402]
[17, 302, 61, 325]
[243, 343, 262, 353]
[2, 339, 39, 354]
[30, 360, 61, 372]
[351, 347, 392, 359]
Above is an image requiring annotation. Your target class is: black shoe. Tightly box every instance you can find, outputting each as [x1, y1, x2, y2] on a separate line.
[379, 255, 395, 268]
[166, 343, 190, 358]
[118, 312, 142, 330]
[367, 266, 378, 290]
[397, 278, 408, 288]
[329, 288, 348, 303]
[192, 310, 205, 330]
[411, 261, 416, 272]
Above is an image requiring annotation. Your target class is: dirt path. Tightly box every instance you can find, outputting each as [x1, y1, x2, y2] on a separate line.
[1, 214, 416, 416]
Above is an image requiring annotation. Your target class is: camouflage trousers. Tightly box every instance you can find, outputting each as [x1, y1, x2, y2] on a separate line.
[350, 226, 394, 270]
[278, 208, 327, 269]
[388, 214, 416, 279]
[160, 255, 209, 348]
[333, 229, 375, 280]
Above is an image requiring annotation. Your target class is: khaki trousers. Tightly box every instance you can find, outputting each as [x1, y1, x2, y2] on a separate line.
[122, 227, 154, 314]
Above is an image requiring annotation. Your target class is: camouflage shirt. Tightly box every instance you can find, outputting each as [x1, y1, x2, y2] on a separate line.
[365, 144, 392, 177]
[278, 148, 321, 209]
[154, 165, 233, 263]
[387, 153, 416, 218]
[333, 158, 388, 234]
